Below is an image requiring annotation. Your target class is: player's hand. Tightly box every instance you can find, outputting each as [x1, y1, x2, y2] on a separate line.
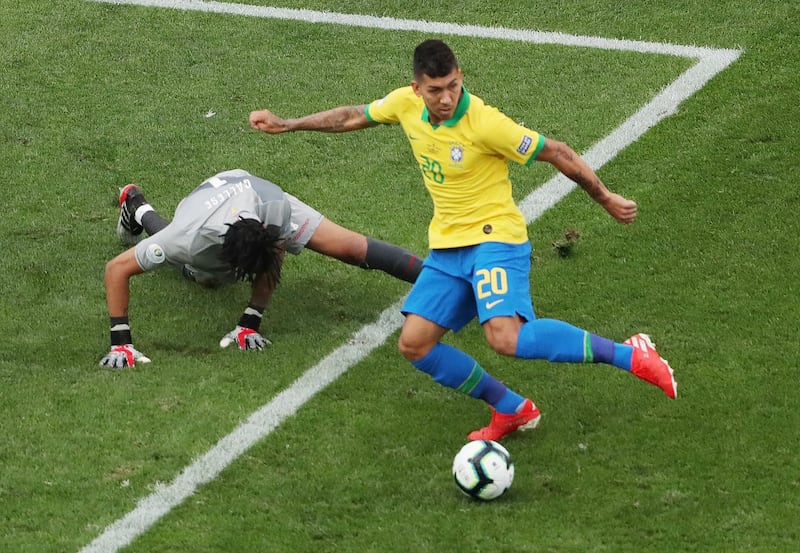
[99, 344, 152, 369]
[219, 326, 272, 350]
[249, 109, 288, 134]
[601, 192, 638, 224]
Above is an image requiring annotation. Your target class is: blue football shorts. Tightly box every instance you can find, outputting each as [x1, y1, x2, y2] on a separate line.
[402, 241, 536, 332]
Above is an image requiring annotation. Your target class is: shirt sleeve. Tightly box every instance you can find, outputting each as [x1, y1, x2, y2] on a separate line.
[478, 105, 546, 166]
[364, 86, 413, 124]
[259, 196, 293, 240]
[134, 227, 178, 271]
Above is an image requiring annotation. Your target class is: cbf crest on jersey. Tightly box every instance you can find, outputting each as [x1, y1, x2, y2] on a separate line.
[450, 143, 465, 166]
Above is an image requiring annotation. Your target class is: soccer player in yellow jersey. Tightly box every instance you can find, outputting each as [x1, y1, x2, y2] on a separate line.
[250, 39, 677, 441]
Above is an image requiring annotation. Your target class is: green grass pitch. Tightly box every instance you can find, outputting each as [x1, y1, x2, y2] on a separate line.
[1, 1, 799, 552]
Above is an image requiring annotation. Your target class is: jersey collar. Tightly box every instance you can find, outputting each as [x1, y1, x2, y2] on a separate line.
[421, 86, 471, 129]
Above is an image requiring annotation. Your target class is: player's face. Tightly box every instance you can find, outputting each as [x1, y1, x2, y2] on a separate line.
[412, 68, 463, 125]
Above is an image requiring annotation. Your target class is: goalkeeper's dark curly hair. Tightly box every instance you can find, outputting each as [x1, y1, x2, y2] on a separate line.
[220, 218, 283, 286]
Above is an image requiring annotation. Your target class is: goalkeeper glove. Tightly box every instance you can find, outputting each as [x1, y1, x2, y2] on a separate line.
[219, 326, 272, 350]
[99, 344, 151, 369]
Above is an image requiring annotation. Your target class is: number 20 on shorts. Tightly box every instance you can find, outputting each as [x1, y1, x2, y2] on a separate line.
[475, 268, 508, 299]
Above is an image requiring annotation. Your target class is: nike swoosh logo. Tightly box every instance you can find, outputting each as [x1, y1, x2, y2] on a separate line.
[485, 299, 505, 309]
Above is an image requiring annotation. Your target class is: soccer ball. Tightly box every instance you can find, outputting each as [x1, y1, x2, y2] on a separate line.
[452, 440, 514, 501]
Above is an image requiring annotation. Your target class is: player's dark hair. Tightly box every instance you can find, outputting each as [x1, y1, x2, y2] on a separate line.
[413, 39, 459, 79]
[220, 218, 283, 285]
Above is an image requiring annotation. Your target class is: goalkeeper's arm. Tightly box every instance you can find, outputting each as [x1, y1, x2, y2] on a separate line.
[220, 271, 278, 350]
[105, 248, 145, 322]
[101, 248, 150, 367]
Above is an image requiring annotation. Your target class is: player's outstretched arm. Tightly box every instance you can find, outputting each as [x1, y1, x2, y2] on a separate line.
[536, 137, 638, 224]
[249, 105, 375, 134]
[100, 248, 151, 368]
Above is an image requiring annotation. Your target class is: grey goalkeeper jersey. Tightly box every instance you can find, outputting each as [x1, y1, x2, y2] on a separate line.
[134, 169, 322, 286]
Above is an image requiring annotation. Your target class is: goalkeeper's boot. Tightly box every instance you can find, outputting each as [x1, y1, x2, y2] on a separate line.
[117, 183, 147, 245]
[625, 333, 678, 399]
[467, 398, 541, 441]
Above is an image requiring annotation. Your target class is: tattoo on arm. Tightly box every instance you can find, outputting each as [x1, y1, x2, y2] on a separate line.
[294, 105, 372, 133]
[568, 170, 605, 201]
[554, 144, 606, 202]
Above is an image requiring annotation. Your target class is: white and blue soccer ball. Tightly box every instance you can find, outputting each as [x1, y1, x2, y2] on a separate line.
[452, 440, 515, 501]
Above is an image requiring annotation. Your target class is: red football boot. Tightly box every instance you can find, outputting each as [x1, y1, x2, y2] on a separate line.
[467, 398, 541, 441]
[625, 333, 678, 399]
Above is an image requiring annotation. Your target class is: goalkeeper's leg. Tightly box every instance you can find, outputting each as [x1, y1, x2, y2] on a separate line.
[140, 210, 169, 235]
[120, 184, 170, 236]
[362, 237, 423, 283]
[306, 219, 423, 283]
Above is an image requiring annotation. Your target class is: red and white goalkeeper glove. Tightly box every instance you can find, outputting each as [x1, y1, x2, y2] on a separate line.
[219, 326, 272, 350]
[99, 344, 152, 369]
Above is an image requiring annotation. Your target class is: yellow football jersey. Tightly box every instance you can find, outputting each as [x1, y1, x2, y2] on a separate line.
[366, 86, 545, 249]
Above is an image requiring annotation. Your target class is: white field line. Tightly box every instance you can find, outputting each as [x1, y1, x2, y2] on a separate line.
[79, 2, 742, 552]
[90, 0, 741, 60]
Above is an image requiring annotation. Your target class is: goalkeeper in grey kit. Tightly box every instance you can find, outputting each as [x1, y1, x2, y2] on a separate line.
[100, 169, 423, 368]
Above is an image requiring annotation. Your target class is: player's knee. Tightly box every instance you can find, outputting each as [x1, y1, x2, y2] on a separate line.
[397, 334, 428, 362]
[308, 224, 366, 266]
[484, 327, 519, 356]
[341, 236, 367, 265]
[397, 335, 417, 361]
[488, 335, 517, 356]
[327, 231, 367, 265]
